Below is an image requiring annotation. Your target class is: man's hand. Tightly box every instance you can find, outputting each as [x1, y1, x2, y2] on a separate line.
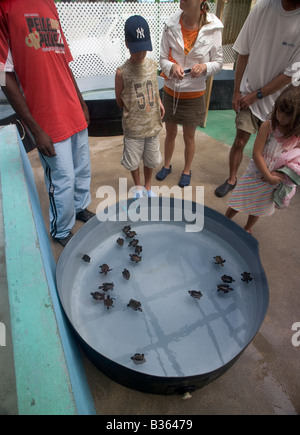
[232, 90, 242, 112]
[2, 72, 56, 156]
[240, 91, 258, 110]
[34, 130, 56, 157]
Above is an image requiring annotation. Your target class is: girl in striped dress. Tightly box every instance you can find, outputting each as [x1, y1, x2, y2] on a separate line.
[226, 84, 300, 234]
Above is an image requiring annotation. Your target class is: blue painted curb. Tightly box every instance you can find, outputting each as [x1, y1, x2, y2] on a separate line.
[0, 125, 96, 415]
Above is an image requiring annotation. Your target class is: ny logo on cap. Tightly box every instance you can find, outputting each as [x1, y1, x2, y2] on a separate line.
[136, 27, 145, 39]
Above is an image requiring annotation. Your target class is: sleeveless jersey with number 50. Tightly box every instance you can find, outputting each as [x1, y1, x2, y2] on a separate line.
[120, 58, 162, 139]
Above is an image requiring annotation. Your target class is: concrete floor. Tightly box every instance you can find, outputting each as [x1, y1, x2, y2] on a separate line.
[27, 126, 300, 415]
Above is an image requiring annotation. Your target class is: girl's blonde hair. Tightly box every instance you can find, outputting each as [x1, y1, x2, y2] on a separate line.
[200, 1, 210, 27]
[270, 84, 300, 138]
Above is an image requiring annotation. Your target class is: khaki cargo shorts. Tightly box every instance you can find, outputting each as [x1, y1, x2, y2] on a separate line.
[121, 135, 162, 172]
[235, 108, 263, 135]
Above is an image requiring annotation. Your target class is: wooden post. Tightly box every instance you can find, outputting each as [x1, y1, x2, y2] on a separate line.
[203, 0, 225, 127]
[216, 0, 226, 21]
[203, 76, 213, 128]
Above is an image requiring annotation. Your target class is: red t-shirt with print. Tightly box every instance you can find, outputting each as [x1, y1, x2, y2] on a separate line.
[0, 0, 87, 143]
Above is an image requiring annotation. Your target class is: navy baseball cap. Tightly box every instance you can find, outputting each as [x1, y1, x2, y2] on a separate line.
[125, 15, 153, 53]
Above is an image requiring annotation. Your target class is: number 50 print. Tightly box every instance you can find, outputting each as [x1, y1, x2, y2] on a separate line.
[291, 322, 300, 347]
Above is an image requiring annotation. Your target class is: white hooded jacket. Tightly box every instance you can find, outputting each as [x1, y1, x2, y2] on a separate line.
[160, 11, 223, 94]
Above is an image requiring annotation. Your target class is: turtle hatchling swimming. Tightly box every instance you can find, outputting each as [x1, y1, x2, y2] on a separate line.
[122, 268, 130, 280]
[128, 239, 139, 247]
[131, 353, 146, 365]
[188, 290, 203, 299]
[116, 238, 124, 246]
[127, 299, 143, 312]
[217, 284, 233, 294]
[221, 275, 235, 283]
[91, 292, 105, 301]
[241, 272, 252, 283]
[214, 256, 226, 267]
[99, 264, 113, 275]
[103, 295, 115, 310]
[99, 282, 114, 292]
[129, 254, 142, 263]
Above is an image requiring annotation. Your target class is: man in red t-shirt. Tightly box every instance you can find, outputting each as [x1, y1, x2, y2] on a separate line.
[0, 0, 95, 246]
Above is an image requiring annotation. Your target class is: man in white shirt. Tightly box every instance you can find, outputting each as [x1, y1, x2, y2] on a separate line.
[215, 0, 300, 198]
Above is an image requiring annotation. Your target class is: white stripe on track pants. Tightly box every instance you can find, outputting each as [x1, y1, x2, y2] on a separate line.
[39, 129, 91, 239]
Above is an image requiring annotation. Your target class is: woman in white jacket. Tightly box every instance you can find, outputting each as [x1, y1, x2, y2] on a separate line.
[156, 0, 223, 187]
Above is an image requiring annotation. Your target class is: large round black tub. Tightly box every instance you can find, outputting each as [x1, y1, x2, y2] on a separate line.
[56, 199, 269, 395]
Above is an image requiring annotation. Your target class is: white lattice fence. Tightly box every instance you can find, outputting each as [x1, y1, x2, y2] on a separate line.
[56, 1, 231, 79]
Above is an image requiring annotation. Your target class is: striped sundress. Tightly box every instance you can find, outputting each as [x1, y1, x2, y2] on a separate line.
[228, 123, 299, 217]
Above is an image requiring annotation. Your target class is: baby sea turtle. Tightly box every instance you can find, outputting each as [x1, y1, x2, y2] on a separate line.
[241, 272, 252, 283]
[116, 237, 124, 247]
[91, 292, 105, 301]
[122, 268, 130, 280]
[131, 353, 146, 365]
[214, 256, 226, 267]
[135, 245, 143, 254]
[128, 239, 139, 248]
[130, 253, 142, 263]
[217, 284, 233, 294]
[188, 290, 203, 299]
[98, 282, 114, 292]
[221, 275, 235, 284]
[122, 225, 131, 234]
[103, 295, 115, 310]
[127, 299, 143, 312]
[126, 231, 137, 239]
[82, 254, 91, 263]
[99, 264, 113, 275]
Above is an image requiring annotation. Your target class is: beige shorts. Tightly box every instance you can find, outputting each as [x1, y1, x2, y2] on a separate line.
[235, 108, 263, 135]
[121, 135, 162, 171]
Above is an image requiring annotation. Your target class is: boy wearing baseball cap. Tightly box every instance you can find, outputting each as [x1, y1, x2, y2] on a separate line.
[115, 15, 165, 198]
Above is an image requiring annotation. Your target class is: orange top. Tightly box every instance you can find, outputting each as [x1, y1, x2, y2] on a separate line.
[181, 18, 199, 56]
[164, 18, 205, 100]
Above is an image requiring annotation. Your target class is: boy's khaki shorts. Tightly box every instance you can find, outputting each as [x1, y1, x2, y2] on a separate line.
[235, 108, 263, 134]
[121, 135, 162, 172]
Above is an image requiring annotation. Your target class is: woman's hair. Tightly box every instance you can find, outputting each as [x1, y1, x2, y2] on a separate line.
[200, 1, 210, 27]
[270, 84, 300, 138]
